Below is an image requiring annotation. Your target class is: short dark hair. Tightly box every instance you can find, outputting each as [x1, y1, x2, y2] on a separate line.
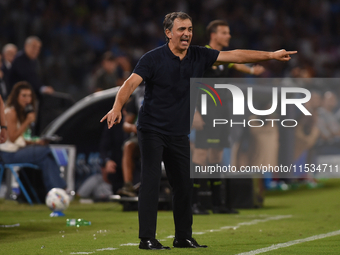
[163, 12, 192, 42]
[206, 20, 229, 37]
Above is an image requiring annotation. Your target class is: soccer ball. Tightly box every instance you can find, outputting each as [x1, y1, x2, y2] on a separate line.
[45, 188, 70, 211]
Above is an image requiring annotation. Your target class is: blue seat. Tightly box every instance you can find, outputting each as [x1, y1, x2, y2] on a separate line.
[0, 163, 40, 205]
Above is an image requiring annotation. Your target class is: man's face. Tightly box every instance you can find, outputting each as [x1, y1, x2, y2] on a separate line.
[4, 47, 17, 63]
[214, 25, 231, 47]
[167, 18, 193, 51]
[25, 40, 42, 60]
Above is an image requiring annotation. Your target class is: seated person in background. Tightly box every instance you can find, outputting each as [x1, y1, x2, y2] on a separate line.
[92, 51, 131, 92]
[77, 120, 127, 200]
[0, 81, 66, 192]
[117, 85, 144, 197]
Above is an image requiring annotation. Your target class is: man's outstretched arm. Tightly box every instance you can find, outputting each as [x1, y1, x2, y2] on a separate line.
[215, 49, 297, 65]
[101, 73, 143, 129]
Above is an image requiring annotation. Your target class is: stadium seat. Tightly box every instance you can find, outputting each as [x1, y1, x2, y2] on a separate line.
[0, 163, 40, 205]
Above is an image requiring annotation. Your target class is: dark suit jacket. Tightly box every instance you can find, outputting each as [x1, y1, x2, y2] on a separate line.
[1, 61, 11, 96]
[9, 51, 43, 97]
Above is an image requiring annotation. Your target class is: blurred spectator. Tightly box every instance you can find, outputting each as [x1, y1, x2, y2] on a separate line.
[77, 172, 113, 201]
[77, 121, 127, 200]
[291, 93, 320, 184]
[0, 54, 7, 99]
[294, 113, 320, 164]
[0, 81, 66, 192]
[309, 91, 322, 110]
[0, 95, 8, 144]
[290, 66, 315, 79]
[99, 122, 127, 194]
[0, 0, 339, 100]
[233, 101, 280, 173]
[1, 44, 17, 70]
[246, 116, 279, 169]
[1, 43, 18, 93]
[117, 85, 145, 197]
[91, 51, 131, 93]
[317, 91, 340, 142]
[232, 109, 279, 194]
[9, 36, 54, 98]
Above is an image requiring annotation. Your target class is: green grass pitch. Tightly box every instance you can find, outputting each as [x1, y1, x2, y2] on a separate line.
[1, 179, 340, 254]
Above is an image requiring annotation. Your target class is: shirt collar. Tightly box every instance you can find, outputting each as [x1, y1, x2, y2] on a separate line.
[164, 43, 191, 60]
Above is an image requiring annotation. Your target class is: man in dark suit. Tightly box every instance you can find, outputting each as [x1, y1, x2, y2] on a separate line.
[8, 36, 54, 98]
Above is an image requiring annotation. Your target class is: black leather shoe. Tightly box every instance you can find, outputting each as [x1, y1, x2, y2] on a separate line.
[192, 203, 209, 215]
[212, 206, 239, 214]
[173, 237, 207, 248]
[139, 238, 171, 250]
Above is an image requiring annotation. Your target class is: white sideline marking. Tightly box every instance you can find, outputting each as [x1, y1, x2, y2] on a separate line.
[70, 214, 292, 254]
[96, 247, 118, 251]
[236, 230, 340, 255]
[0, 223, 20, 228]
[209, 229, 222, 232]
[176, 215, 291, 239]
[220, 226, 238, 230]
[70, 252, 94, 255]
[70, 247, 118, 254]
[235, 215, 292, 227]
[120, 243, 139, 246]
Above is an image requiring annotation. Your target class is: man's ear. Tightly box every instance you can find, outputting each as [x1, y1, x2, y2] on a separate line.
[165, 29, 172, 41]
[210, 32, 216, 42]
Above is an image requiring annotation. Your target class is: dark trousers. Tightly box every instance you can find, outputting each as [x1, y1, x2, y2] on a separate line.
[137, 129, 193, 239]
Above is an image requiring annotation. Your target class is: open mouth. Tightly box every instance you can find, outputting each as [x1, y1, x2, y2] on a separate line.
[180, 38, 189, 46]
